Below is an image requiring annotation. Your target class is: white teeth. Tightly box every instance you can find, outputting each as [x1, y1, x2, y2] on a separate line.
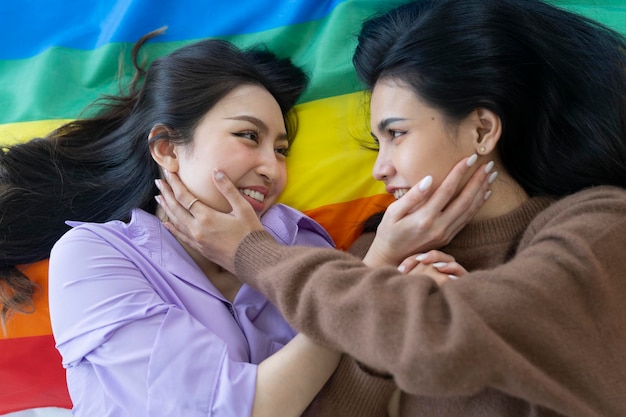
[240, 188, 265, 202]
[394, 189, 409, 200]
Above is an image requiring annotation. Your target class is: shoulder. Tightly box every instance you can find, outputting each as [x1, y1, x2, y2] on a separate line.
[261, 203, 335, 248]
[554, 185, 626, 207]
[52, 209, 163, 255]
[521, 185, 626, 247]
[534, 185, 626, 224]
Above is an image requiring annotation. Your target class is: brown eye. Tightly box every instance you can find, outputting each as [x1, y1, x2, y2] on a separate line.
[275, 147, 290, 157]
[388, 129, 405, 139]
[234, 131, 259, 142]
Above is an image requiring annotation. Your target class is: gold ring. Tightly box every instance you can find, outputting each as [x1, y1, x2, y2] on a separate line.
[187, 198, 200, 211]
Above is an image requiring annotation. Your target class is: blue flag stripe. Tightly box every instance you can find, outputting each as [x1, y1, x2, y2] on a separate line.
[0, 0, 347, 60]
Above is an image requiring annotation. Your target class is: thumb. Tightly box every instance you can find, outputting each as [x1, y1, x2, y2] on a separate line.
[212, 169, 256, 220]
[388, 175, 433, 218]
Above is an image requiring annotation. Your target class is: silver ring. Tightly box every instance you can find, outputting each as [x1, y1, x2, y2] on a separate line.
[187, 198, 200, 211]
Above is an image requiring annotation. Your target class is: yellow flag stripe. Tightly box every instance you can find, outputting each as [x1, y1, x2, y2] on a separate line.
[0, 93, 388, 211]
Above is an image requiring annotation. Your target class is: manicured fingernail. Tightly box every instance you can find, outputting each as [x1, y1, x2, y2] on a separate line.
[448, 275, 459, 280]
[484, 161, 495, 173]
[418, 175, 433, 191]
[488, 171, 498, 184]
[415, 253, 428, 261]
[484, 190, 492, 200]
[466, 153, 478, 167]
[433, 262, 447, 268]
[154, 179, 162, 189]
[397, 265, 406, 273]
[163, 169, 170, 179]
[214, 169, 225, 181]
[154, 195, 163, 206]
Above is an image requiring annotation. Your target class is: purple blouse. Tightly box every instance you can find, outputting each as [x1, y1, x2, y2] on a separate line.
[48, 204, 334, 417]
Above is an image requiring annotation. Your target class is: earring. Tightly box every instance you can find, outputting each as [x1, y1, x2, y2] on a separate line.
[478, 146, 487, 154]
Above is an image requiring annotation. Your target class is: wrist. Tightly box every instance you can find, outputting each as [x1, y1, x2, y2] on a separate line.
[362, 246, 396, 268]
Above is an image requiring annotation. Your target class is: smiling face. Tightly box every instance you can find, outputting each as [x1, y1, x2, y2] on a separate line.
[369, 78, 477, 199]
[154, 84, 289, 217]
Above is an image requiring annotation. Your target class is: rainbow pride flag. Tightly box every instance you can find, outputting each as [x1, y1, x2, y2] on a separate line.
[1, 1, 625, 414]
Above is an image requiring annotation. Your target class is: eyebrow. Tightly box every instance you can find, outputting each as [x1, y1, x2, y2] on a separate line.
[226, 115, 288, 141]
[376, 117, 406, 133]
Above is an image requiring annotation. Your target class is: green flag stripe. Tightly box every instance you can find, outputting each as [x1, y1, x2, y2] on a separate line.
[0, 0, 409, 125]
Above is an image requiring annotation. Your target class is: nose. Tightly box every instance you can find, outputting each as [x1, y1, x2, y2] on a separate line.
[372, 150, 394, 181]
[256, 148, 280, 183]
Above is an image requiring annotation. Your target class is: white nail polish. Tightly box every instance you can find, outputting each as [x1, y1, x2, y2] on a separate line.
[484, 161, 495, 173]
[433, 262, 447, 268]
[418, 175, 433, 191]
[398, 265, 406, 273]
[466, 154, 478, 167]
[415, 253, 428, 261]
[488, 171, 498, 184]
[484, 190, 492, 200]
[448, 275, 459, 280]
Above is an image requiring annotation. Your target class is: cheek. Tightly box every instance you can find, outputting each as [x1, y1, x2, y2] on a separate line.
[395, 145, 458, 188]
[177, 157, 232, 210]
[395, 147, 431, 183]
[275, 164, 288, 194]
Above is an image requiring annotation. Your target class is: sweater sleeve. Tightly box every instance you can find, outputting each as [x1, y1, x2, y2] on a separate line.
[302, 354, 396, 417]
[234, 186, 626, 416]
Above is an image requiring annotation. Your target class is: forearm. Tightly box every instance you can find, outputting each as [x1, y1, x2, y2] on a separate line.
[252, 333, 340, 417]
[234, 231, 431, 374]
[234, 231, 501, 395]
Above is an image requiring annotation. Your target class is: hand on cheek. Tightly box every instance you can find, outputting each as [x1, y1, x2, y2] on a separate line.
[154, 169, 264, 273]
[364, 154, 493, 268]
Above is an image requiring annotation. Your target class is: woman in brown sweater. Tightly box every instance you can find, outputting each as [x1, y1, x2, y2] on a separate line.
[156, 0, 626, 415]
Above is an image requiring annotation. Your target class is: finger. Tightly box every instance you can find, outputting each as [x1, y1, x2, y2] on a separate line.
[432, 261, 468, 277]
[411, 263, 463, 284]
[385, 175, 433, 221]
[398, 250, 456, 273]
[212, 170, 265, 227]
[431, 273, 452, 286]
[406, 154, 478, 216]
[154, 189, 201, 249]
[163, 170, 200, 214]
[212, 169, 248, 214]
[161, 219, 198, 248]
[440, 170, 494, 239]
[415, 251, 456, 264]
[437, 161, 494, 235]
[403, 263, 453, 286]
[398, 256, 421, 274]
[157, 172, 196, 230]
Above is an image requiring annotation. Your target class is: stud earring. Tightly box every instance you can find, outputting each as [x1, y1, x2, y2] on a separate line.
[478, 146, 487, 154]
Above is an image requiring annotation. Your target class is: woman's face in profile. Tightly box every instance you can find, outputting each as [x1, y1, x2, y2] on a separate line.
[369, 78, 475, 199]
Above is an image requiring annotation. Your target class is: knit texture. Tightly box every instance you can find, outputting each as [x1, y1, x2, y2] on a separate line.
[235, 186, 626, 416]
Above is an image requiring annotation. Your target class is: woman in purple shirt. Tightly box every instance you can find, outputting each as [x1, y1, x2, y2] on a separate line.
[1, 30, 340, 416]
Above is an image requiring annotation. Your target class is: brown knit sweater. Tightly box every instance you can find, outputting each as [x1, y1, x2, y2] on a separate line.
[236, 186, 626, 416]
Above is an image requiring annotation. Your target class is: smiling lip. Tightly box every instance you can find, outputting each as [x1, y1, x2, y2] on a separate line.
[239, 186, 269, 212]
[386, 186, 410, 200]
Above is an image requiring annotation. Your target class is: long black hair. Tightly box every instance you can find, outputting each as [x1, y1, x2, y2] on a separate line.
[354, 0, 626, 198]
[0, 29, 307, 323]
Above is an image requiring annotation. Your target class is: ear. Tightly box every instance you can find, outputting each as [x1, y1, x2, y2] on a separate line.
[472, 108, 502, 156]
[148, 124, 180, 173]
